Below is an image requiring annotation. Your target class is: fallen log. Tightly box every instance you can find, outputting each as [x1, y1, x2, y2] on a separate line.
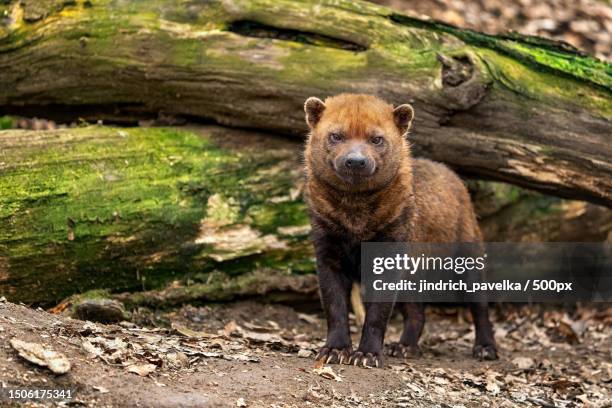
[469, 181, 612, 242]
[1, 126, 609, 306]
[0, 0, 610, 205]
[0, 126, 313, 305]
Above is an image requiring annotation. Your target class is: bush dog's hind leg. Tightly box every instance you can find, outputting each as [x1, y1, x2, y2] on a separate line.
[470, 302, 498, 360]
[388, 302, 425, 358]
[350, 301, 394, 367]
[462, 241, 498, 360]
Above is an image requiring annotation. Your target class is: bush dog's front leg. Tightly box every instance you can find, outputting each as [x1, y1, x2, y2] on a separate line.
[350, 301, 394, 368]
[313, 240, 353, 364]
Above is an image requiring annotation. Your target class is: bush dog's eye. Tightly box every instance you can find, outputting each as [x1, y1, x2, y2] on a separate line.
[371, 136, 384, 146]
[329, 132, 343, 143]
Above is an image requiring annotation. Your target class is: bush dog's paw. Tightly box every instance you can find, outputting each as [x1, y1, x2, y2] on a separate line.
[387, 342, 422, 359]
[473, 344, 498, 360]
[316, 346, 352, 364]
[349, 350, 383, 368]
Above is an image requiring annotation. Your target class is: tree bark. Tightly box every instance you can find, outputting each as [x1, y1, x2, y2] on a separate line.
[0, 0, 610, 205]
[469, 181, 612, 242]
[1, 126, 609, 305]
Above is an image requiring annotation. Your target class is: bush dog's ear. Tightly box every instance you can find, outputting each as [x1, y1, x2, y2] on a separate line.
[304, 97, 326, 129]
[393, 104, 414, 136]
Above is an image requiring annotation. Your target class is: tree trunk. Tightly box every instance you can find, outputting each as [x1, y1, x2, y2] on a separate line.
[0, 0, 610, 205]
[1, 126, 609, 305]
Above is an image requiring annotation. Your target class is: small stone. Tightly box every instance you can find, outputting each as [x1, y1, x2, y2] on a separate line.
[297, 349, 313, 358]
[73, 298, 128, 323]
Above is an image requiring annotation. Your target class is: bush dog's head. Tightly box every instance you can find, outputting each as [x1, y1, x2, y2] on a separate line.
[304, 94, 414, 192]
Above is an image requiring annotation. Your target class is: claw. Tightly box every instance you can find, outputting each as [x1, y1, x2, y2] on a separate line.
[387, 342, 422, 359]
[349, 350, 382, 369]
[473, 344, 498, 360]
[316, 345, 352, 365]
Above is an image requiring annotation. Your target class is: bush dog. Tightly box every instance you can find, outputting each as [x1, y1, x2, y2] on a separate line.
[303, 94, 497, 368]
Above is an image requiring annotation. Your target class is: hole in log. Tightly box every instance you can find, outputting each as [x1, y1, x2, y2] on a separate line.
[226, 20, 367, 52]
[437, 53, 474, 87]
[21, 0, 76, 23]
[436, 53, 489, 112]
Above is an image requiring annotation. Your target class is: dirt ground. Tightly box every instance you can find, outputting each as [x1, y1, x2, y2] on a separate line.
[0, 298, 610, 408]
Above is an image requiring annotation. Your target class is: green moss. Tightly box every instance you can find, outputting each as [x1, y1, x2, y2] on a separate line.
[0, 115, 13, 129]
[0, 126, 314, 305]
[205, 194, 240, 225]
[478, 50, 612, 117]
[64, 288, 112, 311]
[247, 201, 309, 234]
[389, 12, 612, 91]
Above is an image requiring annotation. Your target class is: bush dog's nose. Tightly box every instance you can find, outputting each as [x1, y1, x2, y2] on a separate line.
[345, 153, 367, 169]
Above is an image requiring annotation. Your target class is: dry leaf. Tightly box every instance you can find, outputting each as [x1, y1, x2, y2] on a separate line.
[297, 349, 313, 358]
[486, 380, 500, 395]
[512, 356, 535, 370]
[313, 357, 325, 369]
[82, 339, 103, 356]
[93, 385, 109, 394]
[127, 363, 157, 376]
[556, 321, 580, 344]
[10, 338, 71, 374]
[223, 320, 240, 337]
[172, 323, 216, 339]
[575, 394, 592, 404]
[297, 313, 318, 324]
[313, 365, 342, 382]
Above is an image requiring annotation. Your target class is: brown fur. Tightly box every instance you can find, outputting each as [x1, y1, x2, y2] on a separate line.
[305, 93, 481, 244]
[304, 94, 496, 367]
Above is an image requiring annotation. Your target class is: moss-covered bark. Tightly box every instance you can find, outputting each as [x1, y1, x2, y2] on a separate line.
[0, 0, 610, 205]
[0, 125, 313, 305]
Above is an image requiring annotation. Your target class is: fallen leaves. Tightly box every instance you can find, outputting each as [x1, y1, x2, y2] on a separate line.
[10, 338, 71, 374]
[2, 298, 610, 408]
[386, 304, 612, 408]
[80, 325, 260, 371]
[172, 322, 217, 339]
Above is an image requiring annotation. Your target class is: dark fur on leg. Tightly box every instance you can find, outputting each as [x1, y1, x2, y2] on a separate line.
[350, 301, 394, 367]
[388, 302, 425, 359]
